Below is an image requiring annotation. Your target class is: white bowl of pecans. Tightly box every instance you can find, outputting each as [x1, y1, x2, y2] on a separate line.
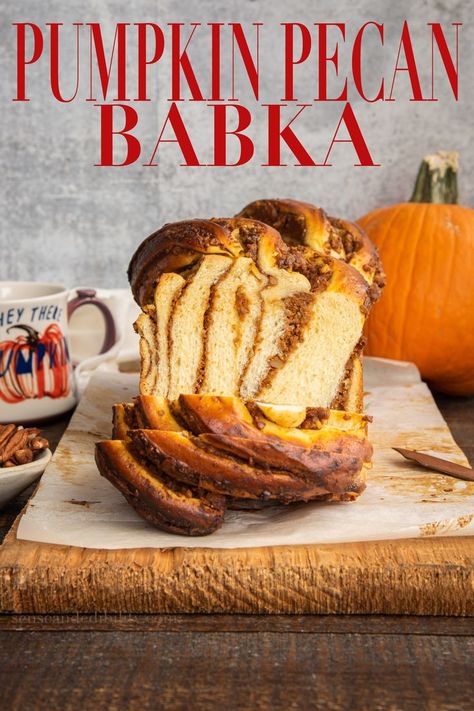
[0, 425, 51, 508]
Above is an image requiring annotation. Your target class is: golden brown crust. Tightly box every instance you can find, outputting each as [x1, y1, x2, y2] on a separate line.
[238, 198, 384, 289]
[134, 396, 183, 431]
[128, 220, 243, 307]
[211, 216, 284, 265]
[113, 394, 369, 500]
[95, 441, 226, 536]
[239, 199, 331, 249]
[128, 210, 377, 308]
[112, 403, 137, 440]
[200, 433, 370, 487]
[175, 394, 371, 482]
[332, 217, 385, 294]
[129, 429, 335, 503]
[176, 394, 369, 442]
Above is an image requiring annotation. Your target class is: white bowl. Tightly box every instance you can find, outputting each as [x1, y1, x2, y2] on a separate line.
[0, 449, 52, 509]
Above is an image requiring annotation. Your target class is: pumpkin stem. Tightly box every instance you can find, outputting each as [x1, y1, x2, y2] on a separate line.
[409, 151, 459, 204]
[6, 324, 40, 344]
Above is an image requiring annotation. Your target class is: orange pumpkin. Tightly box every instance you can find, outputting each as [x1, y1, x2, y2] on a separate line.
[358, 152, 474, 396]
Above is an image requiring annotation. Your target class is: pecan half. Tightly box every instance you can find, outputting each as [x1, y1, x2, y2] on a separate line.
[0, 424, 49, 468]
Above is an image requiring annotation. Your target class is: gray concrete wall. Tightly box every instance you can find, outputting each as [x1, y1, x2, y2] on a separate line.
[1, 0, 472, 287]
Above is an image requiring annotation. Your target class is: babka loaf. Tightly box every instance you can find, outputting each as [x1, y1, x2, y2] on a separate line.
[96, 199, 383, 536]
[129, 201, 384, 410]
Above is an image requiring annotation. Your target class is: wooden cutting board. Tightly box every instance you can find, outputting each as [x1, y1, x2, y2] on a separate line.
[0, 519, 472, 614]
[1, 362, 473, 615]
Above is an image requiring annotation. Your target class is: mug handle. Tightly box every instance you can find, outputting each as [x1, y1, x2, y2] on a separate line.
[67, 289, 117, 355]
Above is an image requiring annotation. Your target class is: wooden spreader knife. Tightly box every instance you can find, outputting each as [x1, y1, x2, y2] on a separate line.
[393, 448, 474, 483]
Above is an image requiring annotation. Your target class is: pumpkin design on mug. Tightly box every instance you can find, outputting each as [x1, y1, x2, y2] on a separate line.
[0, 323, 71, 403]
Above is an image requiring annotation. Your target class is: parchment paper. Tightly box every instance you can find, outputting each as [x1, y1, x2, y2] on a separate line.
[16, 358, 474, 549]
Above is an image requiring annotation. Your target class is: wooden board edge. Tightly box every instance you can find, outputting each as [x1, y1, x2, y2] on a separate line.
[1, 514, 473, 615]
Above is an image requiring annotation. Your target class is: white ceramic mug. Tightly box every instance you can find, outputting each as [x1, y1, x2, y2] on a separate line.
[0, 282, 116, 424]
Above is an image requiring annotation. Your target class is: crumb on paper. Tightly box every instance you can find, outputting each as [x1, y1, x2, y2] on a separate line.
[420, 521, 444, 536]
[420, 514, 474, 537]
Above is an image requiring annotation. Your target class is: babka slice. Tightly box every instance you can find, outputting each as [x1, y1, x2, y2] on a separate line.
[134, 273, 186, 397]
[152, 273, 186, 396]
[239, 267, 312, 401]
[167, 254, 233, 399]
[255, 260, 368, 407]
[95, 440, 226, 536]
[134, 310, 157, 396]
[200, 257, 264, 396]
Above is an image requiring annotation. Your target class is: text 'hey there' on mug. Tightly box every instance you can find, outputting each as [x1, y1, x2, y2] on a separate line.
[0, 282, 116, 424]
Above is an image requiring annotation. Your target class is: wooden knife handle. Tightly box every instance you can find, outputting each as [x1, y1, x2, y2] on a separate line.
[393, 448, 474, 483]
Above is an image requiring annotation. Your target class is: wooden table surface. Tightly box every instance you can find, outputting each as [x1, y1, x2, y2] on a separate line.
[1, 394, 473, 710]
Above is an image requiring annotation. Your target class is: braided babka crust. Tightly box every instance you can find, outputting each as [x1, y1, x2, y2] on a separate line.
[95, 395, 371, 535]
[238, 198, 385, 299]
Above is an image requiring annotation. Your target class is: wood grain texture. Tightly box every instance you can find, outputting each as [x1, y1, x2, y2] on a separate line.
[0, 628, 473, 711]
[0, 399, 473, 616]
[1, 613, 473, 635]
[0, 519, 473, 614]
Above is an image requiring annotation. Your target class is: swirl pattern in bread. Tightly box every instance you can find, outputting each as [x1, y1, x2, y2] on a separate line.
[128, 203, 383, 410]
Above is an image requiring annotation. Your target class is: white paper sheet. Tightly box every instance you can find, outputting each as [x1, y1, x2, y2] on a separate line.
[16, 358, 474, 549]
